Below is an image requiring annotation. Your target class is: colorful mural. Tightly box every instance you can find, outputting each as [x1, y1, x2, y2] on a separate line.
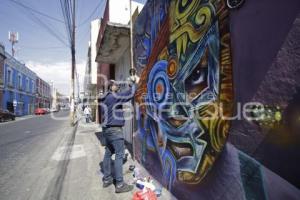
[133, 0, 300, 199]
[134, 0, 233, 188]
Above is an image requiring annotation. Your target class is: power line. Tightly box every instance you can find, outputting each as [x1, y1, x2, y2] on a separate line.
[23, 9, 69, 47]
[7, 0, 65, 24]
[77, 0, 106, 27]
[9, 0, 69, 47]
[18, 45, 66, 50]
[60, 0, 74, 44]
[59, 0, 77, 125]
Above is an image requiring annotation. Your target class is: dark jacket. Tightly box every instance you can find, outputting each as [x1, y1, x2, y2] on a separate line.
[99, 84, 136, 127]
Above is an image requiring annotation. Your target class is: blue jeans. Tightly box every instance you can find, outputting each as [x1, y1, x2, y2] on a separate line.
[85, 114, 90, 123]
[102, 127, 124, 185]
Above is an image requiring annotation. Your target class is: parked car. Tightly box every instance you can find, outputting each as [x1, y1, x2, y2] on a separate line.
[50, 108, 59, 112]
[45, 108, 50, 114]
[34, 108, 47, 115]
[0, 109, 15, 122]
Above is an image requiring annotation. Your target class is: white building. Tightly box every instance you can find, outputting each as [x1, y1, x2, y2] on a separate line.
[109, 0, 144, 25]
[90, 19, 101, 85]
[95, 0, 145, 143]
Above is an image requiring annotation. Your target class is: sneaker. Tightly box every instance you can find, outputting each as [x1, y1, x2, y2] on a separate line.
[103, 178, 113, 188]
[115, 182, 134, 193]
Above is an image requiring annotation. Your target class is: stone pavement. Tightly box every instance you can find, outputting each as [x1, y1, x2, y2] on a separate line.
[61, 119, 176, 200]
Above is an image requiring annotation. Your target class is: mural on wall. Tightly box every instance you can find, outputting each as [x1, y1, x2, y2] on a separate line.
[134, 0, 233, 188]
[133, 0, 300, 199]
[226, 0, 245, 9]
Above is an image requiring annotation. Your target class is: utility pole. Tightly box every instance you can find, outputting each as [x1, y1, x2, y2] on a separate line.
[76, 71, 80, 100]
[70, 0, 76, 126]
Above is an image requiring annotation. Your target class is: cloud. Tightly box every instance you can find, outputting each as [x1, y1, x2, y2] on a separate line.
[25, 60, 86, 96]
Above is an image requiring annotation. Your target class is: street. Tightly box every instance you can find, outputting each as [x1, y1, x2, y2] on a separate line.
[0, 111, 75, 199]
[0, 111, 174, 200]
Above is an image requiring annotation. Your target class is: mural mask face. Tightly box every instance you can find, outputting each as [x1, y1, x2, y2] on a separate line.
[134, 0, 233, 187]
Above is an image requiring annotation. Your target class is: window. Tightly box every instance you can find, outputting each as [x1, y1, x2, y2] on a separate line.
[26, 78, 29, 92]
[18, 74, 22, 89]
[32, 80, 35, 93]
[0, 61, 3, 85]
[7, 68, 13, 86]
[7, 70, 11, 83]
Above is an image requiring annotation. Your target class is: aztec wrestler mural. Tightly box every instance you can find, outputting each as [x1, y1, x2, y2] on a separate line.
[133, 0, 300, 199]
[134, 0, 233, 188]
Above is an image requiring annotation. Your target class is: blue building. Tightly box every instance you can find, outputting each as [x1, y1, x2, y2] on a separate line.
[0, 44, 5, 109]
[2, 52, 36, 116]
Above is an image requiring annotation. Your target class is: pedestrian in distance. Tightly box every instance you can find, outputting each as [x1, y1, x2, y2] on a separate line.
[88, 106, 92, 121]
[84, 105, 91, 123]
[99, 76, 138, 193]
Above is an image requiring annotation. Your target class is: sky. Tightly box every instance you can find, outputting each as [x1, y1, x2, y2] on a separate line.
[0, 0, 107, 95]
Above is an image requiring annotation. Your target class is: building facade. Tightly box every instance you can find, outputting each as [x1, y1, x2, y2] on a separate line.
[2, 53, 36, 116]
[36, 77, 51, 108]
[86, 18, 100, 121]
[0, 44, 5, 109]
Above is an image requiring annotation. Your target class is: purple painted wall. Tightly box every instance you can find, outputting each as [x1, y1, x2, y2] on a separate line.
[230, 0, 300, 104]
[228, 0, 300, 188]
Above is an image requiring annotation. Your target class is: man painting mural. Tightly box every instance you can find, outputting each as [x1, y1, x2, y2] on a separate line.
[133, 0, 300, 199]
[100, 79, 137, 193]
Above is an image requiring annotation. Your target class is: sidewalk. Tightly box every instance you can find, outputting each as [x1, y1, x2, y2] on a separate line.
[63, 119, 176, 200]
[16, 114, 36, 121]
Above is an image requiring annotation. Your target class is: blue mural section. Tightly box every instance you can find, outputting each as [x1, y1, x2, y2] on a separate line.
[133, 0, 169, 74]
[2, 53, 36, 116]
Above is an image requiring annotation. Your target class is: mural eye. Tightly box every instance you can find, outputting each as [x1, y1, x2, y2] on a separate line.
[227, 0, 245, 9]
[190, 69, 206, 85]
[185, 49, 209, 102]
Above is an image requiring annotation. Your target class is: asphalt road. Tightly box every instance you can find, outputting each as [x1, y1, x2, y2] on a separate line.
[0, 111, 175, 200]
[0, 111, 73, 200]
